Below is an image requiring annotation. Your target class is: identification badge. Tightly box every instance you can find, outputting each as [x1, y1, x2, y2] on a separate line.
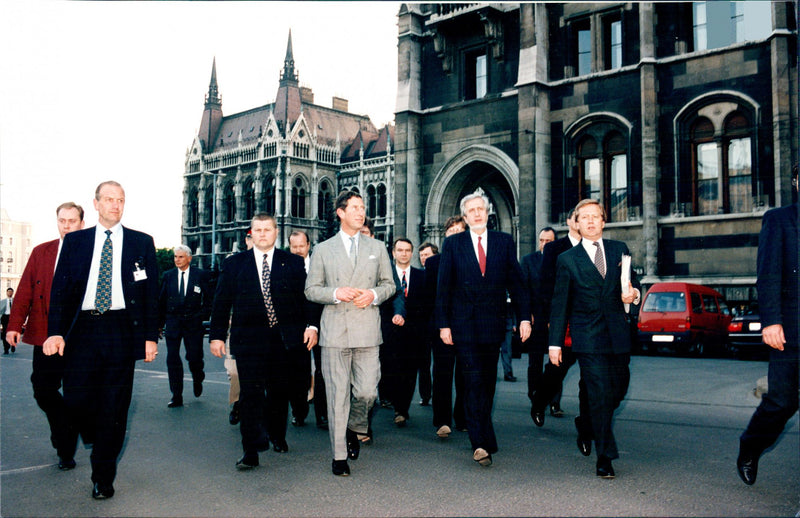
[133, 262, 147, 281]
[193, 285, 201, 294]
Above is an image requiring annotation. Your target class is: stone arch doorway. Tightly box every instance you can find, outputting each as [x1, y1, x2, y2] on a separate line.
[425, 144, 519, 244]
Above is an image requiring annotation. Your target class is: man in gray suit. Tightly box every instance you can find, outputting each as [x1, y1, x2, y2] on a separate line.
[305, 191, 396, 476]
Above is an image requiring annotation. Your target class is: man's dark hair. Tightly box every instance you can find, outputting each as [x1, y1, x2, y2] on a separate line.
[539, 226, 556, 237]
[335, 190, 362, 220]
[290, 230, 310, 243]
[392, 237, 413, 250]
[419, 241, 439, 255]
[56, 202, 85, 222]
[362, 216, 375, 235]
[443, 215, 465, 232]
[251, 213, 277, 227]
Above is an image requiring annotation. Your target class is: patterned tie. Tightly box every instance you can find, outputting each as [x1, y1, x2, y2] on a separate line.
[401, 270, 408, 297]
[593, 241, 606, 278]
[179, 271, 185, 302]
[261, 253, 278, 327]
[478, 236, 486, 276]
[349, 236, 357, 267]
[95, 230, 113, 313]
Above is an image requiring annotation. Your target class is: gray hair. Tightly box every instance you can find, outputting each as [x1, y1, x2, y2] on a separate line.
[459, 192, 490, 217]
[173, 244, 192, 256]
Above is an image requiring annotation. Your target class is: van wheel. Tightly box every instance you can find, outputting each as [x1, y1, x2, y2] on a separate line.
[692, 340, 705, 356]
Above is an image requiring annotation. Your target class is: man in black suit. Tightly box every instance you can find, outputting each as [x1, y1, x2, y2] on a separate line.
[383, 238, 426, 427]
[44, 181, 159, 500]
[548, 199, 640, 479]
[436, 192, 531, 466]
[427, 217, 467, 439]
[737, 164, 799, 485]
[520, 227, 556, 400]
[209, 214, 319, 470]
[158, 245, 212, 408]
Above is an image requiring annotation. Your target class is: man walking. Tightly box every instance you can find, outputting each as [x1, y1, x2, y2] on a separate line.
[209, 214, 318, 469]
[305, 191, 395, 476]
[1, 288, 14, 354]
[736, 164, 799, 485]
[158, 245, 212, 408]
[548, 199, 639, 479]
[44, 181, 159, 499]
[6, 202, 85, 469]
[436, 192, 531, 466]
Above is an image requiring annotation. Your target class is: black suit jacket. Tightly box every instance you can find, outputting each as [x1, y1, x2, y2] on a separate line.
[48, 225, 159, 361]
[435, 230, 530, 345]
[756, 203, 799, 344]
[209, 248, 319, 356]
[549, 239, 637, 355]
[158, 266, 212, 335]
[520, 251, 545, 321]
[539, 236, 578, 320]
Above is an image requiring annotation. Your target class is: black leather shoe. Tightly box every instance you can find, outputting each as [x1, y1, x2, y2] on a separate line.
[332, 459, 350, 476]
[531, 408, 545, 427]
[419, 398, 430, 406]
[291, 416, 305, 427]
[92, 482, 115, 499]
[167, 398, 183, 408]
[550, 405, 565, 417]
[10, 346, 15, 353]
[316, 415, 328, 429]
[504, 374, 517, 382]
[193, 377, 203, 398]
[737, 451, 759, 485]
[346, 429, 360, 460]
[236, 453, 259, 470]
[58, 457, 76, 470]
[575, 417, 592, 456]
[272, 439, 289, 453]
[229, 401, 240, 425]
[596, 456, 615, 478]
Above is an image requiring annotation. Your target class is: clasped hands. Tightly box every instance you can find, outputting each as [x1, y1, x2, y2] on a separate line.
[335, 287, 375, 309]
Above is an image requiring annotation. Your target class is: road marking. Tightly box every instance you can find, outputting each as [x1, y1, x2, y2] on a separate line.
[1, 463, 56, 475]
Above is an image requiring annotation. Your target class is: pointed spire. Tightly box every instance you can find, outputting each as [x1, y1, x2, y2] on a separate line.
[205, 57, 222, 108]
[280, 29, 299, 85]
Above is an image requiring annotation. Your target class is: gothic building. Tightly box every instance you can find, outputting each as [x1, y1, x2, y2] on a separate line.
[394, 2, 797, 302]
[182, 32, 394, 269]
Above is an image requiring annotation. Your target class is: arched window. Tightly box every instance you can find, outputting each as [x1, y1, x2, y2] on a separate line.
[203, 188, 214, 225]
[377, 184, 387, 218]
[242, 180, 255, 220]
[318, 180, 334, 222]
[223, 183, 236, 222]
[692, 117, 718, 215]
[262, 176, 275, 215]
[188, 189, 198, 227]
[291, 176, 307, 218]
[724, 112, 753, 213]
[366, 185, 377, 218]
[605, 131, 628, 222]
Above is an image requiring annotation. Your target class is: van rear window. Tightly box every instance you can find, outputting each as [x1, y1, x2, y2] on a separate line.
[642, 292, 687, 312]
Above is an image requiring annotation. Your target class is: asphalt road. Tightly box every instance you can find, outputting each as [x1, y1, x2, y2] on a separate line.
[1, 341, 798, 517]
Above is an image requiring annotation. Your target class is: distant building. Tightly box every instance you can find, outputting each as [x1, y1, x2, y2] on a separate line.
[0, 209, 32, 291]
[394, 2, 797, 303]
[183, 31, 394, 269]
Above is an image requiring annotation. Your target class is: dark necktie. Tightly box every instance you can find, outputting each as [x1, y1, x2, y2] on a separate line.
[478, 236, 486, 276]
[95, 230, 113, 313]
[261, 254, 278, 327]
[179, 271, 185, 302]
[401, 270, 407, 297]
[593, 241, 606, 278]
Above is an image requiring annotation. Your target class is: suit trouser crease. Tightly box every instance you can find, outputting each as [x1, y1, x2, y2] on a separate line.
[64, 311, 135, 485]
[575, 353, 630, 460]
[431, 335, 465, 428]
[740, 346, 799, 454]
[456, 341, 500, 453]
[321, 346, 379, 460]
[31, 346, 78, 459]
[165, 324, 204, 398]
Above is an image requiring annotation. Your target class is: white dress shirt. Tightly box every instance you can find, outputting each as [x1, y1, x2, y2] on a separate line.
[81, 224, 126, 311]
[177, 266, 190, 296]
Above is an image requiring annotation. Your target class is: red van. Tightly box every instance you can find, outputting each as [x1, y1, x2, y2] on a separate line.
[637, 282, 732, 356]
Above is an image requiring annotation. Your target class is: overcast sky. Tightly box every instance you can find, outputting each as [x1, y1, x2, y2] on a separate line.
[0, 0, 401, 248]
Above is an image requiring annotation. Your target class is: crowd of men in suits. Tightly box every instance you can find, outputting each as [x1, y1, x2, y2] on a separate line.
[5, 177, 798, 498]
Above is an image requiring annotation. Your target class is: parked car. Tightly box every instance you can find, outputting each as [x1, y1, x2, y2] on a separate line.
[726, 304, 769, 359]
[637, 282, 732, 356]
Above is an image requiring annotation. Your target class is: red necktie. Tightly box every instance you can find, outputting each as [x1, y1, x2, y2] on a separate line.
[478, 236, 486, 276]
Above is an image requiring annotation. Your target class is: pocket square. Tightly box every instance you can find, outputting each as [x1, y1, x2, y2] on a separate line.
[369, 255, 377, 260]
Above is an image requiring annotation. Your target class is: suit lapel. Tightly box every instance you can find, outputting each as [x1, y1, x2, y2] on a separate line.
[573, 244, 605, 285]
[459, 232, 482, 277]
